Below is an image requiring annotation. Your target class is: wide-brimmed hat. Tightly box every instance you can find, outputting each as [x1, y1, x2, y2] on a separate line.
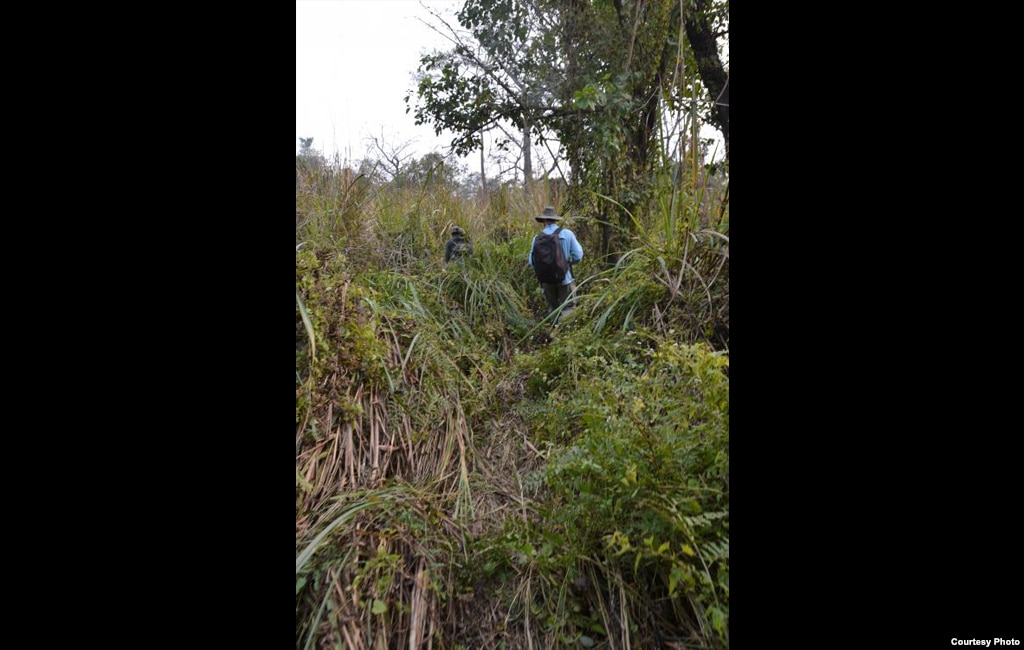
[535, 206, 563, 222]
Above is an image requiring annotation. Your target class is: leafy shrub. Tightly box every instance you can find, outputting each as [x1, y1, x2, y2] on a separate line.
[513, 328, 729, 644]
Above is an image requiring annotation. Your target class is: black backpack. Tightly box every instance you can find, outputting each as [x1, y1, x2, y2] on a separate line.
[532, 226, 568, 284]
[446, 237, 472, 263]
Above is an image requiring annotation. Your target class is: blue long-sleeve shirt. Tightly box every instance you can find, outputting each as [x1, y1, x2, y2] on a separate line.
[529, 224, 584, 285]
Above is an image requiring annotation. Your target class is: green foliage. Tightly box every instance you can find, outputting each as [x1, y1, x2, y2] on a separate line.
[297, 136, 729, 647]
[435, 235, 537, 340]
[296, 487, 461, 650]
[295, 248, 389, 406]
[409, 0, 729, 261]
[296, 160, 371, 249]
[530, 332, 729, 644]
[408, 0, 552, 157]
[396, 151, 463, 189]
[565, 181, 729, 349]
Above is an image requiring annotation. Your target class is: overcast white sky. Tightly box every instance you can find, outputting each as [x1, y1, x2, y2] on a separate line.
[296, 0, 462, 164]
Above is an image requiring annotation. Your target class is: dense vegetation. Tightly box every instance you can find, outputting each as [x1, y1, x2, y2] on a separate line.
[409, 0, 729, 261]
[296, 153, 729, 648]
[298, 0, 727, 645]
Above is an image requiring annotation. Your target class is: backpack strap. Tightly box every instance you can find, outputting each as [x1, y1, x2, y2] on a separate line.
[553, 226, 572, 277]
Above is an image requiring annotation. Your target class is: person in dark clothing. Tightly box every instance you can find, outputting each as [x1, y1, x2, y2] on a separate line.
[444, 226, 473, 263]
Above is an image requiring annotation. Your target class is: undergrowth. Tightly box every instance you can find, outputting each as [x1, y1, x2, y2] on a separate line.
[297, 162, 729, 649]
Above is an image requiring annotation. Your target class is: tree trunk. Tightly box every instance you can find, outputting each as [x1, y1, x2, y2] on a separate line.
[523, 114, 533, 196]
[684, 0, 729, 162]
[479, 137, 488, 200]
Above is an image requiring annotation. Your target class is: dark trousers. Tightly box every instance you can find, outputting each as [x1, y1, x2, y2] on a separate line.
[541, 282, 576, 320]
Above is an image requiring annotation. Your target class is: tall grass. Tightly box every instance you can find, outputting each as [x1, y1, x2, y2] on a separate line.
[570, 170, 729, 349]
[297, 162, 729, 648]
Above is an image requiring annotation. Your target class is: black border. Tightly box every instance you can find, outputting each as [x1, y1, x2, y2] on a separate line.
[739, 5, 1022, 644]
[105, 2, 1021, 646]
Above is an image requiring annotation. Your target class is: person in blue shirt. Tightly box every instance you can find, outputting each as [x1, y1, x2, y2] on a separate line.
[528, 206, 584, 323]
